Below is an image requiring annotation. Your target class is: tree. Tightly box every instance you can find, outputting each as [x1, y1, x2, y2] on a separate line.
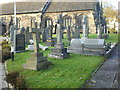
[103, 6, 118, 18]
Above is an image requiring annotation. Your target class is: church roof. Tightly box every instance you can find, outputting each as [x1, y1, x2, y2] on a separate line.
[46, 2, 98, 13]
[0, 2, 46, 15]
[0, 0, 99, 15]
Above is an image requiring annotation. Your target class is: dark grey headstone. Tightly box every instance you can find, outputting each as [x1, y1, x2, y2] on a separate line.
[16, 34, 25, 51]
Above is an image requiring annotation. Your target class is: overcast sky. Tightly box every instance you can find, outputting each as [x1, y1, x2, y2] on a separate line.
[0, 0, 119, 9]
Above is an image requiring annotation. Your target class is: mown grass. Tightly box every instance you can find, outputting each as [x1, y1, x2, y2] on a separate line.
[7, 50, 105, 88]
[6, 33, 118, 88]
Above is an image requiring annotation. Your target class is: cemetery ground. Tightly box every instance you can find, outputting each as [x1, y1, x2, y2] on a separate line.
[6, 33, 118, 88]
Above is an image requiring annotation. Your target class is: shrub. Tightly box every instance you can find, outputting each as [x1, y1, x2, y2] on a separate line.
[0, 40, 8, 46]
[2, 34, 7, 37]
[1, 40, 11, 63]
[2, 44, 11, 51]
[2, 49, 11, 63]
[1, 40, 11, 62]
[108, 28, 117, 33]
[5, 71, 26, 88]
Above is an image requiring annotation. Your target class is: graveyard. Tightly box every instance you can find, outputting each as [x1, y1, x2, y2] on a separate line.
[5, 33, 118, 88]
[0, 0, 119, 88]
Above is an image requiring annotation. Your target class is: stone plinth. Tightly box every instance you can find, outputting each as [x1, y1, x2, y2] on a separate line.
[24, 53, 51, 70]
[48, 48, 69, 59]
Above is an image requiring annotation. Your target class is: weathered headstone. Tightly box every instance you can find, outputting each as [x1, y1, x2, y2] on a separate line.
[15, 34, 25, 52]
[101, 17, 108, 38]
[42, 27, 46, 42]
[71, 27, 75, 38]
[97, 24, 102, 39]
[25, 26, 30, 44]
[67, 26, 71, 41]
[45, 25, 56, 46]
[82, 15, 89, 39]
[48, 14, 69, 59]
[8, 16, 14, 34]
[74, 25, 80, 38]
[27, 44, 48, 51]
[10, 25, 14, 46]
[24, 24, 51, 70]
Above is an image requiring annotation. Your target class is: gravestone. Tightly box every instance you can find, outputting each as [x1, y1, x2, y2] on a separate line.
[101, 17, 108, 38]
[67, 26, 71, 41]
[97, 24, 102, 39]
[68, 38, 108, 55]
[27, 44, 48, 51]
[74, 25, 80, 38]
[71, 27, 75, 38]
[24, 24, 51, 70]
[25, 27, 30, 44]
[45, 25, 56, 46]
[82, 15, 89, 39]
[42, 27, 46, 42]
[8, 16, 14, 34]
[10, 25, 14, 46]
[48, 14, 69, 59]
[15, 34, 25, 52]
[20, 27, 25, 34]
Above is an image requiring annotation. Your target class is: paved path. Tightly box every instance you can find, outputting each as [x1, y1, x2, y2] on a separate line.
[85, 43, 119, 88]
[0, 36, 8, 89]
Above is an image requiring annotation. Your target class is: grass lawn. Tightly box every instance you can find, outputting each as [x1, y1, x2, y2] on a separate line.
[6, 33, 118, 88]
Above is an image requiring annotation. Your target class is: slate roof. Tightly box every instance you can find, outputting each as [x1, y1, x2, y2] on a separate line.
[0, 2, 46, 15]
[0, 0, 99, 15]
[46, 2, 98, 13]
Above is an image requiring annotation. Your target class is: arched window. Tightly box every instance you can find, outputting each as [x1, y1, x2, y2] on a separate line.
[44, 16, 53, 27]
[63, 15, 72, 29]
[76, 15, 83, 29]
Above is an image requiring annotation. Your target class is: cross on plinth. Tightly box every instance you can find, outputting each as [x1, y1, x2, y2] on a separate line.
[24, 24, 52, 70]
[48, 14, 69, 59]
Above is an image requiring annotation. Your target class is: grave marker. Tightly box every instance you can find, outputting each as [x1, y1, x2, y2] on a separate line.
[24, 24, 51, 70]
[48, 14, 69, 59]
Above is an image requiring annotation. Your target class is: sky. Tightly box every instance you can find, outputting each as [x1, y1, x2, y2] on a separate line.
[0, 0, 119, 9]
[101, 0, 119, 9]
